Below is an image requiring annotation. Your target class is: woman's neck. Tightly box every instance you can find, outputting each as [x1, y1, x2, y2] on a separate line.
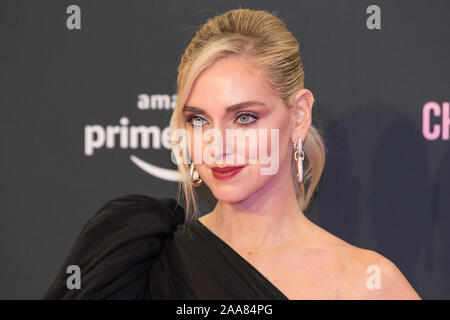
[203, 166, 310, 251]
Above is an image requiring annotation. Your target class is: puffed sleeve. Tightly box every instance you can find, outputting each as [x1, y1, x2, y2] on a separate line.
[42, 194, 185, 300]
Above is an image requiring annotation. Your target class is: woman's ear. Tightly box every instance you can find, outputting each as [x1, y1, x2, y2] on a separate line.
[290, 89, 315, 143]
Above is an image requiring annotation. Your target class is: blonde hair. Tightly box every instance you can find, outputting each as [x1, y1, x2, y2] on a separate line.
[169, 8, 326, 224]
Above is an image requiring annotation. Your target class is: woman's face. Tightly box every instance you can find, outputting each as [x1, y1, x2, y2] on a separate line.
[182, 56, 306, 203]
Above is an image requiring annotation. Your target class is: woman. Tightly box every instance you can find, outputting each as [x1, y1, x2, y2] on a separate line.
[44, 8, 420, 300]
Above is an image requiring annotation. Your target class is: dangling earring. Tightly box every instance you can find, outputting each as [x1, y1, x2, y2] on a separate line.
[190, 163, 202, 187]
[293, 137, 305, 184]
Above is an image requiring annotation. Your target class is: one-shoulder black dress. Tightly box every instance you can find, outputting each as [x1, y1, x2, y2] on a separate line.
[43, 194, 289, 300]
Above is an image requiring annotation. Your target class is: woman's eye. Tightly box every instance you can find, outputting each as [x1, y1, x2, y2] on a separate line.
[235, 113, 258, 126]
[187, 115, 207, 127]
[186, 113, 258, 127]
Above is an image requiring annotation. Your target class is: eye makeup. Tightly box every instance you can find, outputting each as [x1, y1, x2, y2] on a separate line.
[184, 111, 259, 128]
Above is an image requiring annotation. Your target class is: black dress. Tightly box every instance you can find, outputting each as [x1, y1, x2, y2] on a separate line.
[43, 194, 289, 300]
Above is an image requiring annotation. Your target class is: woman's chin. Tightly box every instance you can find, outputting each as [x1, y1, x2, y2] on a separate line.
[210, 187, 250, 204]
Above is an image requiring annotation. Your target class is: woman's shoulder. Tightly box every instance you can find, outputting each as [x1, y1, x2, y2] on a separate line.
[76, 194, 186, 254]
[335, 245, 421, 299]
[43, 194, 185, 300]
[307, 221, 421, 299]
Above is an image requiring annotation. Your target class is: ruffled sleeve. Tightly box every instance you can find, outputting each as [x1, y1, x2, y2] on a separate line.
[43, 194, 185, 300]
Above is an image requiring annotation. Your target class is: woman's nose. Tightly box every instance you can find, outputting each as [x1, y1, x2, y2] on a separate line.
[205, 125, 234, 164]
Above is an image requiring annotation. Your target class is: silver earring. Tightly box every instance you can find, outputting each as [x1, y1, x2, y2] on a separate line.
[293, 137, 305, 184]
[190, 163, 202, 187]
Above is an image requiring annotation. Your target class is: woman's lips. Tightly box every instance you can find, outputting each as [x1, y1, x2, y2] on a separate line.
[211, 166, 245, 180]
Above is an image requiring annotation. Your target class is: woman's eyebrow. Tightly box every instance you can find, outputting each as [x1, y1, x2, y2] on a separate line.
[183, 100, 267, 113]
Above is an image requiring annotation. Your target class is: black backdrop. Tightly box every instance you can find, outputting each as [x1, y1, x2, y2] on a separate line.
[1, 0, 449, 299]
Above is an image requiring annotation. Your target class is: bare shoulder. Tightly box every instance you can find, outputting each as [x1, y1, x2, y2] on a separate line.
[304, 221, 421, 299]
[336, 246, 422, 299]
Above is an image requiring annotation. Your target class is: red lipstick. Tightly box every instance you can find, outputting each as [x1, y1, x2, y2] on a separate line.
[211, 166, 245, 180]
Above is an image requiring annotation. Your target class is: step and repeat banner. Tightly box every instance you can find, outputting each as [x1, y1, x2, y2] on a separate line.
[1, 1, 449, 299]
